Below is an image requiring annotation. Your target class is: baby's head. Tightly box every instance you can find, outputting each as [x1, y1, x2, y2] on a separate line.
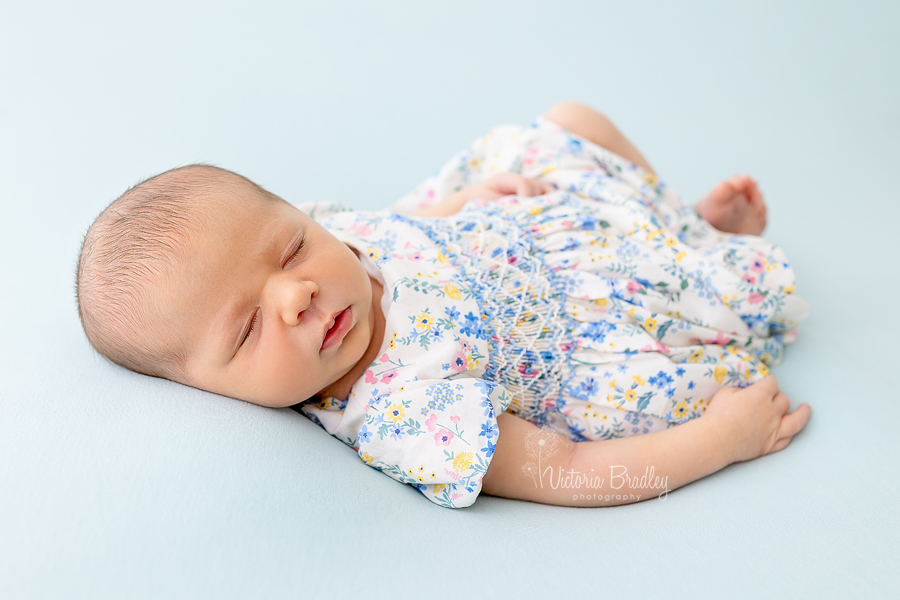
[77, 165, 378, 407]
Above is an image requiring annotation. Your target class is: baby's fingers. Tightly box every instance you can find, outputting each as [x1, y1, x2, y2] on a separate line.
[768, 403, 811, 455]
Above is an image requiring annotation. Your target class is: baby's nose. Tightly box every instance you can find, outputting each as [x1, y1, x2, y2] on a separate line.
[270, 276, 318, 326]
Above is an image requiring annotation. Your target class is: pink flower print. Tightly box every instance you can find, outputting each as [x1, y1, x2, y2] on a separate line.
[452, 493, 463, 500]
[626, 280, 642, 294]
[460, 340, 471, 352]
[349, 223, 372, 236]
[364, 370, 377, 384]
[381, 371, 397, 384]
[425, 413, 438, 432]
[747, 292, 765, 305]
[742, 274, 756, 284]
[450, 415, 460, 424]
[750, 257, 765, 273]
[409, 252, 423, 261]
[703, 332, 733, 346]
[435, 430, 455, 446]
[380, 353, 390, 362]
[449, 351, 467, 373]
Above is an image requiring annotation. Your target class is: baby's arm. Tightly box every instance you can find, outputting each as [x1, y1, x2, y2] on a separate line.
[412, 173, 552, 217]
[481, 376, 810, 506]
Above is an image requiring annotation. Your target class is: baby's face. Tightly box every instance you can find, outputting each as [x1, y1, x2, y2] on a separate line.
[162, 191, 379, 407]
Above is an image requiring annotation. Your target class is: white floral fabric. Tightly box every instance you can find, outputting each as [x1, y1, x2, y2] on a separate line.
[299, 116, 809, 508]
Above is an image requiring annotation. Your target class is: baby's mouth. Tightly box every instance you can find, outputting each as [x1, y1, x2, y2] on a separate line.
[321, 307, 352, 352]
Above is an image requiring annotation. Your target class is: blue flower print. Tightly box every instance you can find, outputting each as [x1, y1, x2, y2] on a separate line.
[480, 421, 498, 440]
[648, 371, 674, 389]
[358, 425, 372, 445]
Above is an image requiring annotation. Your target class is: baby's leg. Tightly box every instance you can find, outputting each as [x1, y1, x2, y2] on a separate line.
[544, 102, 655, 174]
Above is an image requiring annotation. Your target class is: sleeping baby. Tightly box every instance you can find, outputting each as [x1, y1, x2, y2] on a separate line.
[76, 102, 811, 508]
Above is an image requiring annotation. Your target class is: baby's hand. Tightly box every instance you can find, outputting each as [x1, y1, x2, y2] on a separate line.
[412, 173, 554, 217]
[702, 375, 811, 464]
[472, 173, 555, 201]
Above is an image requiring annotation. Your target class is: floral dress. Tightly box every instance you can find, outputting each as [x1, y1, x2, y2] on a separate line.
[298, 116, 809, 509]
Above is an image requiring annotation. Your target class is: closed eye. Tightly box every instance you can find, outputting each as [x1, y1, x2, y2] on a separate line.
[283, 235, 306, 268]
[239, 310, 258, 348]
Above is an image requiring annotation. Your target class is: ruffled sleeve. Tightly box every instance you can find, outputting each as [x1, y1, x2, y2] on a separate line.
[356, 377, 510, 508]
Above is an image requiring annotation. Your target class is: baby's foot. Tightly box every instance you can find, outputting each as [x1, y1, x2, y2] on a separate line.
[694, 175, 768, 235]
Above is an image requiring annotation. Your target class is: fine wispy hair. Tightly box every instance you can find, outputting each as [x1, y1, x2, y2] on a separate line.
[75, 164, 277, 380]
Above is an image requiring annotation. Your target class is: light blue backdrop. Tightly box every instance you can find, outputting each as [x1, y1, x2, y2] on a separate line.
[1, 0, 898, 598]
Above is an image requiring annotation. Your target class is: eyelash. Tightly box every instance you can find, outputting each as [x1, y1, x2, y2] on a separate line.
[239, 235, 305, 350]
[284, 236, 306, 268]
[240, 311, 258, 347]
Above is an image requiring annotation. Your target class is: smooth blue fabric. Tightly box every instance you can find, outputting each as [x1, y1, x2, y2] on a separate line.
[1, 1, 898, 597]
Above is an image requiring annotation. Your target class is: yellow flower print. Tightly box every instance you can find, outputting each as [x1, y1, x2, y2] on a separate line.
[418, 465, 425, 473]
[414, 311, 433, 331]
[664, 237, 677, 248]
[366, 248, 381, 262]
[713, 366, 727, 384]
[360, 453, 374, 464]
[633, 375, 646, 387]
[645, 228, 664, 242]
[594, 298, 609, 307]
[467, 156, 483, 170]
[609, 379, 617, 389]
[444, 284, 462, 300]
[433, 484, 446, 494]
[644, 172, 659, 187]
[674, 250, 687, 262]
[540, 164, 557, 175]
[601, 414, 608, 421]
[624, 390, 637, 402]
[452, 452, 474, 473]
[530, 205, 543, 216]
[673, 401, 690, 419]
[728, 345, 740, 354]
[430, 471, 436, 479]
[644, 318, 658, 331]
[689, 349, 704, 363]
[387, 403, 406, 424]
[436, 252, 449, 264]
[783, 284, 795, 295]
[758, 363, 769, 376]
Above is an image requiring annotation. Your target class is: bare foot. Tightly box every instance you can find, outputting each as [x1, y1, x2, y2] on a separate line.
[694, 175, 768, 235]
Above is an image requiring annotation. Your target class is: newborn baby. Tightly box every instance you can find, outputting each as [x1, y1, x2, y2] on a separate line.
[76, 103, 809, 508]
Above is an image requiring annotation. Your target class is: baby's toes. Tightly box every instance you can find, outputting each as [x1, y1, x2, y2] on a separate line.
[711, 180, 739, 204]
